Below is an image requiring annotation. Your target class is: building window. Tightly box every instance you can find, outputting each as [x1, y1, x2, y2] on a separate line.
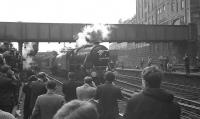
[163, 5, 166, 12]
[158, 8, 162, 14]
[176, 0, 179, 12]
[181, 0, 185, 9]
[171, 0, 175, 11]
[144, 0, 147, 8]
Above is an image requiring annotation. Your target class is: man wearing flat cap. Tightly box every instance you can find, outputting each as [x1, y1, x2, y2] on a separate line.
[124, 65, 181, 119]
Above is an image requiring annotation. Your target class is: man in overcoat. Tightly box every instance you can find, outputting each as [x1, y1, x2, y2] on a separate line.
[62, 72, 82, 102]
[95, 71, 123, 119]
[124, 66, 181, 119]
[31, 80, 65, 119]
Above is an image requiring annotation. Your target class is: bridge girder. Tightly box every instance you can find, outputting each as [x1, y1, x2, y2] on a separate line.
[0, 22, 197, 43]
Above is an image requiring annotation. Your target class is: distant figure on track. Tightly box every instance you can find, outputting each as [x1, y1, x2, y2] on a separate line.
[31, 80, 65, 119]
[147, 56, 152, 66]
[124, 65, 181, 119]
[140, 58, 145, 69]
[183, 54, 190, 75]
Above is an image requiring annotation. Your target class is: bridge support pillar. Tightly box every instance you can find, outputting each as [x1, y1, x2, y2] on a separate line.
[18, 42, 23, 71]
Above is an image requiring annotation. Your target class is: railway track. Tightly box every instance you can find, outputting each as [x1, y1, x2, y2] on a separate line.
[44, 70, 200, 119]
[117, 74, 200, 101]
[115, 77, 200, 119]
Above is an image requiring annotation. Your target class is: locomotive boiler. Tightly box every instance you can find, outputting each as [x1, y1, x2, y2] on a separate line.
[51, 44, 110, 82]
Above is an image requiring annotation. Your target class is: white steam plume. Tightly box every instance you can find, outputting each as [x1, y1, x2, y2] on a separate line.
[76, 24, 112, 47]
[22, 42, 36, 69]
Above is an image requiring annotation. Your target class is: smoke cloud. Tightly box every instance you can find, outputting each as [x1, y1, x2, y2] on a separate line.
[22, 42, 37, 69]
[76, 24, 112, 47]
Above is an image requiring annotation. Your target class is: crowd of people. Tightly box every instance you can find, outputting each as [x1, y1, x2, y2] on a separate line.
[138, 54, 200, 75]
[0, 42, 181, 119]
[0, 42, 23, 119]
[21, 66, 180, 119]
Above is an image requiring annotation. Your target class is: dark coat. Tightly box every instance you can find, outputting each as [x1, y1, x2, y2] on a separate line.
[22, 82, 32, 119]
[124, 88, 181, 119]
[95, 82, 123, 119]
[62, 80, 82, 102]
[0, 73, 16, 112]
[29, 80, 47, 114]
[31, 92, 65, 119]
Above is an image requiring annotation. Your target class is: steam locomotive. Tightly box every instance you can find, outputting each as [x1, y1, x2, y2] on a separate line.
[51, 44, 110, 83]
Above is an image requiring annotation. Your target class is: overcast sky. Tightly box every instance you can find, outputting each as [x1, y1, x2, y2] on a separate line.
[1, 0, 136, 51]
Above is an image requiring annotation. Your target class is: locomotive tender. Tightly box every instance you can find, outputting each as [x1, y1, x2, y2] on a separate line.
[51, 44, 110, 82]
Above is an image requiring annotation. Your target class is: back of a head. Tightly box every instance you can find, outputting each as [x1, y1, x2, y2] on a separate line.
[3, 41, 10, 46]
[104, 71, 115, 82]
[37, 72, 47, 82]
[0, 65, 10, 73]
[53, 100, 98, 119]
[68, 72, 76, 80]
[37, 72, 46, 78]
[142, 65, 163, 88]
[46, 80, 57, 90]
[84, 76, 93, 84]
[28, 75, 38, 82]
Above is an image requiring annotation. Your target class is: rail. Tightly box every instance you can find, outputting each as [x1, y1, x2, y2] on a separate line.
[43, 70, 200, 119]
[118, 74, 200, 91]
[115, 79, 200, 119]
[117, 74, 200, 102]
[46, 75, 64, 85]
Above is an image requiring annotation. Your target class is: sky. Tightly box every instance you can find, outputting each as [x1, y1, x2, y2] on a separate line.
[1, 0, 136, 51]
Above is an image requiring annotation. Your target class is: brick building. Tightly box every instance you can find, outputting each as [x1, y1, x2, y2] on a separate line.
[135, 0, 200, 63]
[110, 0, 200, 68]
[136, 0, 191, 25]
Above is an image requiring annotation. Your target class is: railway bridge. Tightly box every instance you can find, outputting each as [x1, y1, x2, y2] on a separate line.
[0, 22, 198, 63]
[0, 22, 197, 42]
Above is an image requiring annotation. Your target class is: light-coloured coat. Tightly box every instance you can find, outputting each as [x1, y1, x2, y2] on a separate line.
[31, 92, 65, 119]
[76, 84, 96, 101]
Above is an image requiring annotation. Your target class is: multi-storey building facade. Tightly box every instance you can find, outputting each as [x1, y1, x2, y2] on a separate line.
[136, 0, 200, 38]
[111, 0, 200, 68]
[135, 0, 200, 63]
[136, 0, 191, 25]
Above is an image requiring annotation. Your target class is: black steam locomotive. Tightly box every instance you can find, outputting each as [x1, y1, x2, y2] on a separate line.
[51, 44, 110, 83]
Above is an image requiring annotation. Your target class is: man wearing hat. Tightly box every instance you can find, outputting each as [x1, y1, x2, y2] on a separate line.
[124, 65, 181, 119]
[28, 72, 47, 117]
